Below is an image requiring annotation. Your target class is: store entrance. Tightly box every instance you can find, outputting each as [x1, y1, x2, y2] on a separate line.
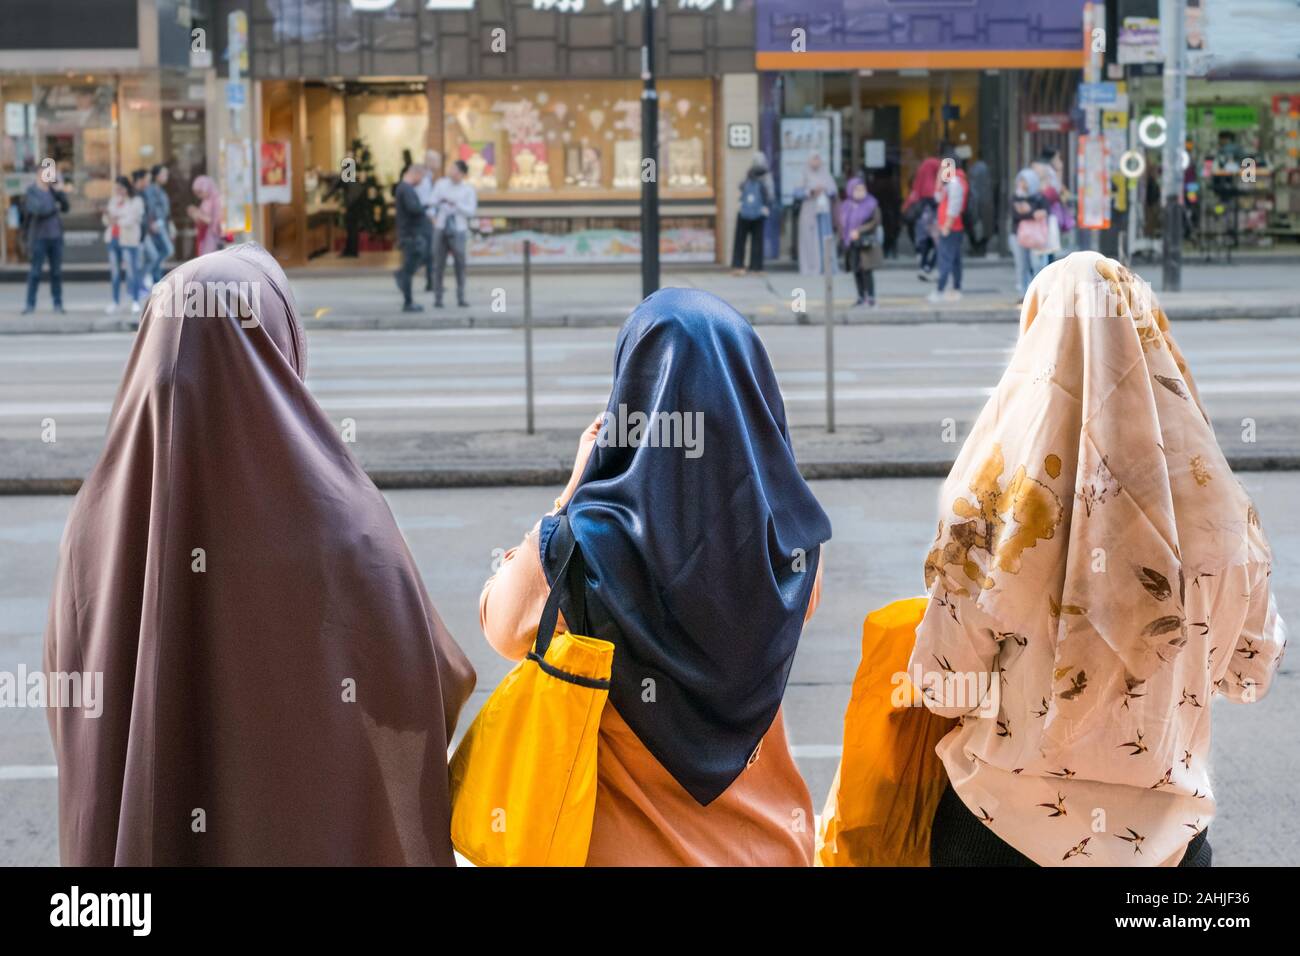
[261, 79, 431, 267]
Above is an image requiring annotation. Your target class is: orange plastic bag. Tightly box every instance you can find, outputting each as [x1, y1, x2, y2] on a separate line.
[816, 597, 956, 867]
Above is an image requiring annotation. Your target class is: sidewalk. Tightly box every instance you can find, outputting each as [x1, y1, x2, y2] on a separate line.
[6, 419, 1298, 494]
[3, 256, 1299, 334]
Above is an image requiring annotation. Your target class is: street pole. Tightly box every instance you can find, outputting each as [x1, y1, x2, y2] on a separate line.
[523, 240, 535, 435]
[640, 0, 660, 299]
[823, 234, 836, 434]
[1160, 0, 1185, 291]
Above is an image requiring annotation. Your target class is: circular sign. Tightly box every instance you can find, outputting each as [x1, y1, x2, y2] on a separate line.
[1138, 114, 1167, 148]
[1119, 149, 1146, 179]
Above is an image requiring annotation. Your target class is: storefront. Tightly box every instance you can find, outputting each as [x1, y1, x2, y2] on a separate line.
[1127, 78, 1300, 250]
[231, 0, 759, 267]
[754, 0, 1088, 258]
[0, 0, 214, 268]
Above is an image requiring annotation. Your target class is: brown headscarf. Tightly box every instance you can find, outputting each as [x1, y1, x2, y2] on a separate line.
[44, 243, 475, 865]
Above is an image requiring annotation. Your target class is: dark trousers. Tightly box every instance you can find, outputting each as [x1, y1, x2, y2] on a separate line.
[433, 229, 468, 303]
[936, 231, 963, 291]
[342, 204, 365, 257]
[916, 235, 936, 273]
[424, 224, 440, 289]
[731, 215, 765, 272]
[930, 783, 1212, 867]
[25, 237, 64, 309]
[843, 247, 875, 300]
[395, 234, 428, 305]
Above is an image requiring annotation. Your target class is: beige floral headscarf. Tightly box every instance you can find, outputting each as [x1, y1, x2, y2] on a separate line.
[925, 252, 1263, 694]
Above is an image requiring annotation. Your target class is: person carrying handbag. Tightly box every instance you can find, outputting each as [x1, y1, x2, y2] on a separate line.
[839, 176, 883, 307]
[1010, 167, 1050, 301]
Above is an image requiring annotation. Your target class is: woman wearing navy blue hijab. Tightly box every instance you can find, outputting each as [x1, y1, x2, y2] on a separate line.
[480, 288, 832, 865]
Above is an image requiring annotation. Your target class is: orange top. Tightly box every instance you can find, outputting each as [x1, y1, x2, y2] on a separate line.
[479, 522, 821, 867]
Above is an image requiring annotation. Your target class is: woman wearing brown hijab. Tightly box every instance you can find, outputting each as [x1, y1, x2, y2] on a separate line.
[43, 244, 475, 865]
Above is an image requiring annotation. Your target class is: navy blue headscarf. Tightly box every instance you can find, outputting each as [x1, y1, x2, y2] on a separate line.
[540, 288, 832, 805]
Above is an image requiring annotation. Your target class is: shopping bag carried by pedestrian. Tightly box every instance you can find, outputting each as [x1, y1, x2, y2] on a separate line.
[816, 597, 955, 867]
[449, 516, 613, 867]
[1016, 216, 1050, 251]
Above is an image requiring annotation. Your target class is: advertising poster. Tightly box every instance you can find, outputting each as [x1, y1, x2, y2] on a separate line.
[258, 140, 291, 204]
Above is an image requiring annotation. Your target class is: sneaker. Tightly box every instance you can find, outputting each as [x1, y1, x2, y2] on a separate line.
[852, 295, 866, 307]
[926, 290, 945, 304]
[401, 302, 425, 313]
[730, 268, 745, 277]
[130, 301, 141, 313]
[866, 296, 877, 308]
[457, 298, 469, 308]
[20, 306, 35, 315]
[943, 289, 963, 303]
[53, 304, 67, 315]
[105, 303, 120, 314]
[433, 298, 444, 309]
[917, 270, 933, 282]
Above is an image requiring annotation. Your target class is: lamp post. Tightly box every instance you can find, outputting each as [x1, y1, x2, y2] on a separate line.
[640, 0, 660, 298]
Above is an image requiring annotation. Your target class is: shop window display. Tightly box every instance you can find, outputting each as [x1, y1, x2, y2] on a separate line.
[443, 77, 716, 263]
[444, 78, 714, 201]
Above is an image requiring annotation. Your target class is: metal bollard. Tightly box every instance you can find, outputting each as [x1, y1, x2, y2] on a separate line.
[523, 239, 535, 435]
[823, 233, 836, 433]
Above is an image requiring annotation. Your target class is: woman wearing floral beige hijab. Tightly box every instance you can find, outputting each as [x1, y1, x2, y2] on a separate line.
[911, 251, 1286, 867]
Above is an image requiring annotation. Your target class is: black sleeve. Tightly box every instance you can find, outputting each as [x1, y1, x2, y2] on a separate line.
[54, 189, 69, 213]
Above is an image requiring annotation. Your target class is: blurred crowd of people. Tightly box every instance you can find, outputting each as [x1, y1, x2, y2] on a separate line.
[18, 165, 225, 316]
[728, 145, 1077, 308]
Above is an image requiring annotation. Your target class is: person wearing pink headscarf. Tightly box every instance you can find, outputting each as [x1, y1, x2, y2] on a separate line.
[187, 175, 224, 257]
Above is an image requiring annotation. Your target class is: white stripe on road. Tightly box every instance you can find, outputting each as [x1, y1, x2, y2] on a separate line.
[0, 765, 57, 780]
[4, 376, 1299, 419]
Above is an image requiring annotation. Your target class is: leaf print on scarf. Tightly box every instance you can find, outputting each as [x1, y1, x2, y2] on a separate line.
[926, 443, 1063, 596]
[1155, 373, 1191, 401]
[1076, 455, 1120, 517]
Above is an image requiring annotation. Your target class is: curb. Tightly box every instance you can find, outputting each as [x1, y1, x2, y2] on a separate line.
[4, 454, 1296, 495]
[3, 303, 1299, 334]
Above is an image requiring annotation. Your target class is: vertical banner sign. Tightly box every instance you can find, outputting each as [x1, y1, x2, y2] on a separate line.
[1077, 134, 1111, 230]
[225, 9, 253, 235]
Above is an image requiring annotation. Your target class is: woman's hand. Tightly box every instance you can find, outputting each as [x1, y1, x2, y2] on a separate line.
[554, 413, 605, 511]
[1033, 209, 1047, 221]
[849, 229, 859, 241]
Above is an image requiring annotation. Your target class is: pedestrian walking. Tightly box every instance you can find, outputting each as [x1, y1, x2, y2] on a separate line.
[130, 169, 156, 288]
[430, 159, 477, 308]
[730, 151, 774, 275]
[393, 163, 429, 313]
[795, 152, 838, 276]
[928, 151, 967, 304]
[1010, 166, 1050, 300]
[103, 175, 146, 314]
[480, 288, 831, 866]
[143, 163, 175, 283]
[903, 156, 940, 281]
[913, 253, 1286, 866]
[838, 175, 883, 307]
[43, 243, 475, 865]
[416, 148, 443, 292]
[1034, 147, 1074, 260]
[20, 170, 69, 315]
[187, 174, 223, 257]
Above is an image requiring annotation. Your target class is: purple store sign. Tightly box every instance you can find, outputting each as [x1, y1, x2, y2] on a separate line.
[755, 0, 1088, 70]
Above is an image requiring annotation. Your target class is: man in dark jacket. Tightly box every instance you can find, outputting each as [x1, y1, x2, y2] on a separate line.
[22, 171, 70, 315]
[393, 163, 428, 313]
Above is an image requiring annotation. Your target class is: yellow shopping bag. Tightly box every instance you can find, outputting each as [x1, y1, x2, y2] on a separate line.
[816, 597, 955, 867]
[449, 517, 613, 867]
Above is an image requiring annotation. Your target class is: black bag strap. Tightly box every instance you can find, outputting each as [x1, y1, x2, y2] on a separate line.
[532, 515, 588, 660]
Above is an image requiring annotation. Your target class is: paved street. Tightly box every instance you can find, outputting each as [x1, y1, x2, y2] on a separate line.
[3, 318, 1300, 487]
[2, 476, 1296, 866]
